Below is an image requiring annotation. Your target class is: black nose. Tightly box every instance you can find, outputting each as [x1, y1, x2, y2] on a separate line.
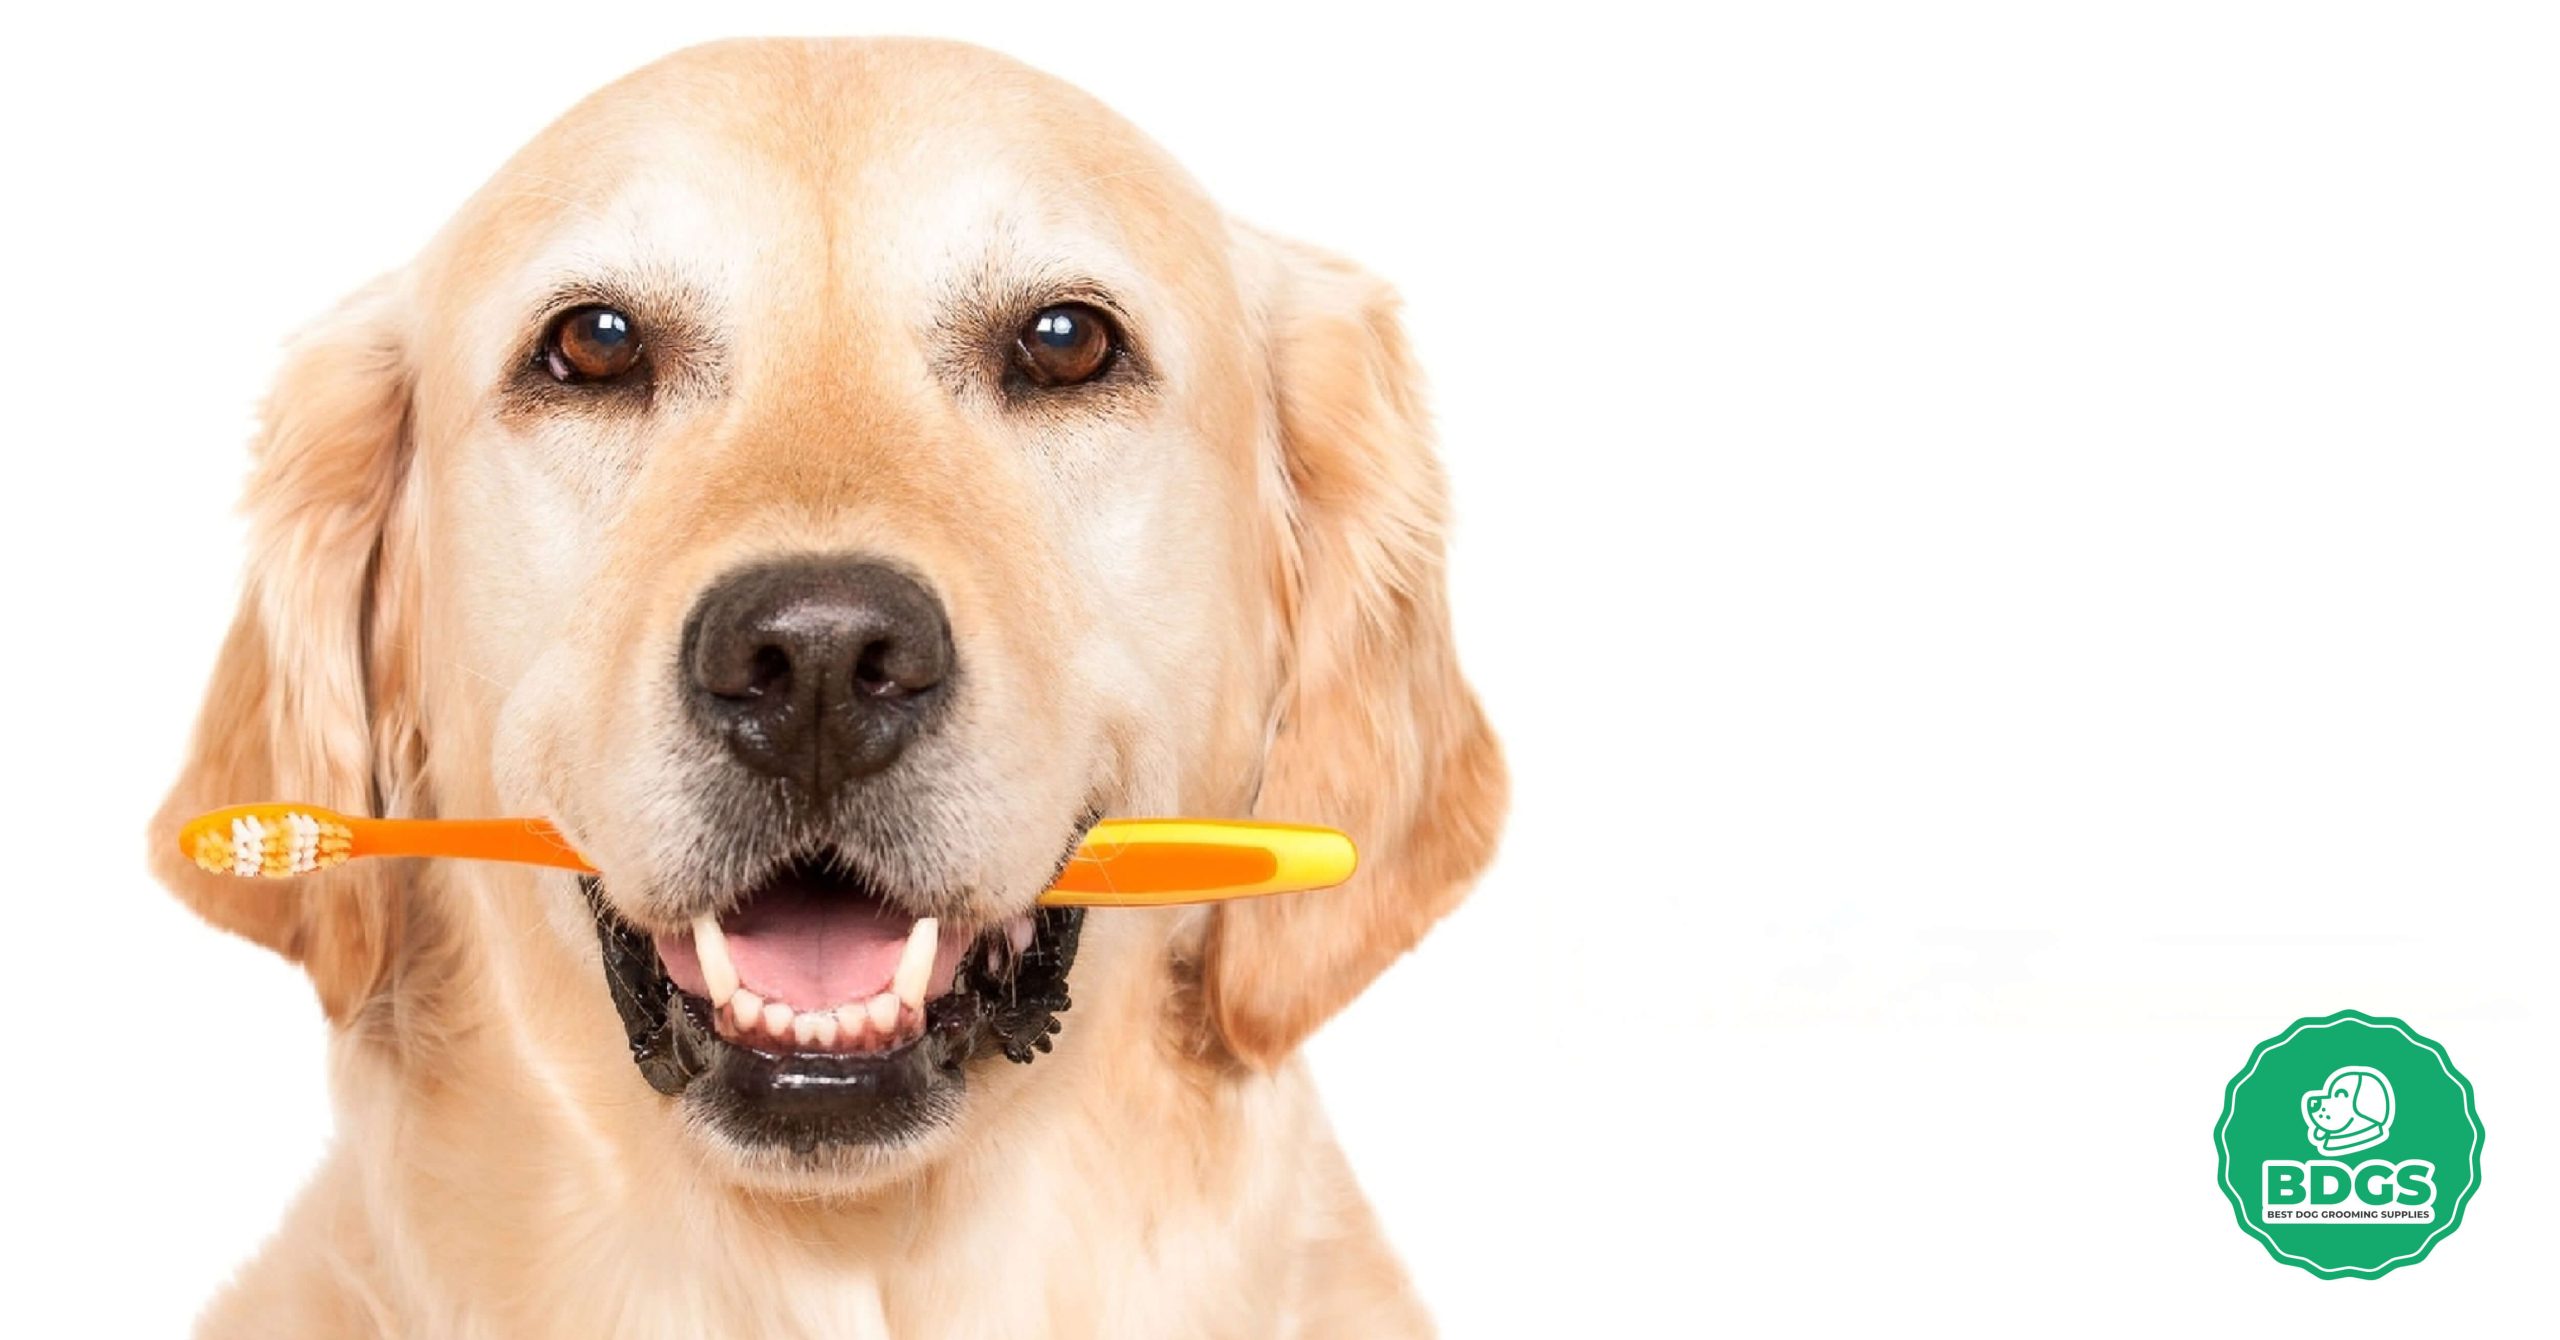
[684, 559, 953, 795]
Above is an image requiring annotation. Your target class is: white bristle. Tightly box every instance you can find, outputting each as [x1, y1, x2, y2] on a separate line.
[231, 816, 264, 877]
[286, 812, 320, 874]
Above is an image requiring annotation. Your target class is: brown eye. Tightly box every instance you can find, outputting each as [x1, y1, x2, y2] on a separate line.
[1013, 304, 1116, 388]
[543, 306, 641, 382]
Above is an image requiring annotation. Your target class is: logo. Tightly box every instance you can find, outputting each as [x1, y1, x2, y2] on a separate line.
[2215, 1011, 2482, 1278]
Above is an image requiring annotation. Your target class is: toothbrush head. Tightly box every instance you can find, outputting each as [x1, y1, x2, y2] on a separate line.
[179, 803, 356, 878]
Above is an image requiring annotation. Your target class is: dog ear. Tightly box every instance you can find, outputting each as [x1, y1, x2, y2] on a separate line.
[1201, 228, 1509, 1069]
[147, 276, 428, 1023]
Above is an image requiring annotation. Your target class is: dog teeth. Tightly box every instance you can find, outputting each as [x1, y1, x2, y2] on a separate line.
[692, 917, 739, 1002]
[834, 1002, 870, 1046]
[690, 918, 943, 1052]
[892, 918, 937, 1010]
[711, 990, 916, 1051]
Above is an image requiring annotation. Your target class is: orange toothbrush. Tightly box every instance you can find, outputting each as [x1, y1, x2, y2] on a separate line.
[176, 804, 1355, 908]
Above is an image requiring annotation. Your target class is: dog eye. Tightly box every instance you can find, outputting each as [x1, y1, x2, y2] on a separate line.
[543, 306, 642, 383]
[1012, 304, 1116, 388]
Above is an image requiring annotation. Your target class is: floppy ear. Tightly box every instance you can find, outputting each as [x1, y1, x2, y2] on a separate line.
[1202, 229, 1509, 1069]
[147, 277, 428, 1023]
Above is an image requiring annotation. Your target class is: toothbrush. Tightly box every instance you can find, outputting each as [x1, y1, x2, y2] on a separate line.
[175, 803, 1356, 908]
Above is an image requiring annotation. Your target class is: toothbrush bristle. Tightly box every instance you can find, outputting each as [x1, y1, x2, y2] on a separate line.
[188, 810, 354, 878]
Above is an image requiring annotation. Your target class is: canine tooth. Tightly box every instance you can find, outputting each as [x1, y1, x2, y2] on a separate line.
[811, 1013, 839, 1047]
[893, 918, 938, 1008]
[692, 916, 739, 1002]
[867, 992, 901, 1034]
[730, 990, 764, 1032]
[792, 1012, 821, 1046]
[763, 1001, 795, 1036]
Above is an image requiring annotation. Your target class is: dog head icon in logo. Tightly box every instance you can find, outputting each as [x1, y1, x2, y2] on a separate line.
[2302, 1066, 2394, 1156]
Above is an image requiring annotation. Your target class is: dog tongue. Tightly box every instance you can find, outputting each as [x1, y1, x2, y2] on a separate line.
[657, 874, 914, 1010]
[722, 882, 913, 1008]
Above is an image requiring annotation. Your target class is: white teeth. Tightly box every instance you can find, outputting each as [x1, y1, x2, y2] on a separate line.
[893, 918, 938, 1010]
[692, 917, 739, 1003]
[696, 921, 946, 1049]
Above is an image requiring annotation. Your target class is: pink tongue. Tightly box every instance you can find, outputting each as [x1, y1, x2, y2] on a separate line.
[659, 880, 911, 1010]
[726, 889, 910, 1008]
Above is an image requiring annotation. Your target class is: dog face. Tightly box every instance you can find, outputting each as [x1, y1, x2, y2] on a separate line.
[2304, 1088, 2359, 1136]
[150, 40, 1504, 1193]
[2301, 1067, 2392, 1152]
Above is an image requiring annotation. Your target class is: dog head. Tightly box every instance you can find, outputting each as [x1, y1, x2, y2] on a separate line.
[148, 39, 1504, 1192]
[2301, 1067, 2393, 1151]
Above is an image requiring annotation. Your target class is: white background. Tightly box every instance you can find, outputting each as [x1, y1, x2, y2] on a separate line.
[3, 3, 2554, 1334]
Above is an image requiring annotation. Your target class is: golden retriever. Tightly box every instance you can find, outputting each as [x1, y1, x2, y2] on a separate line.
[148, 37, 1505, 1339]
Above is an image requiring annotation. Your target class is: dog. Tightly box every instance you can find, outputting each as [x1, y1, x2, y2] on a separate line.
[147, 38, 1505, 1338]
[2302, 1067, 2394, 1156]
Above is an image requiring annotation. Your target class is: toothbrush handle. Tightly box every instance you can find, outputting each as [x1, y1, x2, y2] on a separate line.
[1042, 819, 1358, 906]
[356, 818, 598, 873]
[340, 816, 1355, 904]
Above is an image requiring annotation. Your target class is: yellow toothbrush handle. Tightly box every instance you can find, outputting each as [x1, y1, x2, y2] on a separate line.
[1042, 819, 1358, 906]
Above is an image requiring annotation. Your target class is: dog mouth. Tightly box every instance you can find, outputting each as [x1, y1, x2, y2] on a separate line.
[587, 838, 1087, 1153]
[656, 858, 1023, 1055]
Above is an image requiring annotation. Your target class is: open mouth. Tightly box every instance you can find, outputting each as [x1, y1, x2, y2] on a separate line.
[657, 859, 1014, 1054]
[587, 849, 1085, 1153]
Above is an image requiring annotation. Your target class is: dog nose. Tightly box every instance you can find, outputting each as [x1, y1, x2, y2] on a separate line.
[684, 559, 953, 794]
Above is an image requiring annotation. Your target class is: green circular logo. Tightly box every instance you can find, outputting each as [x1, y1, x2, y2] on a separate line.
[2215, 1010, 2483, 1278]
